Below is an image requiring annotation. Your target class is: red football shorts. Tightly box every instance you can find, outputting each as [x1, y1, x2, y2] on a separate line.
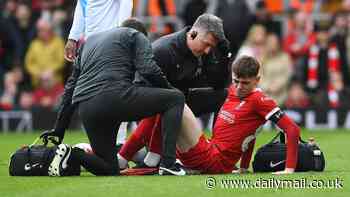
[176, 135, 237, 174]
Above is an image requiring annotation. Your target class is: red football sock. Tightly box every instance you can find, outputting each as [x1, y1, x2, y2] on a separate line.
[149, 114, 162, 155]
[118, 116, 157, 161]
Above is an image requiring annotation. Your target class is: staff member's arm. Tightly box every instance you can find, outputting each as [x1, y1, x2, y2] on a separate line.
[40, 46, 83, 144]
[65, 0, 85, 62]
[117, 0, 133, 26]
[133, 32, 173, 89]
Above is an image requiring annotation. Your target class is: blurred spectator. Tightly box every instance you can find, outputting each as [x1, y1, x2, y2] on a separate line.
[260, 33, 292, 105]
[8, 2, 36, 65]
[51, 8, 69, 38]
[18, 90, 34, 110]
[309, 71, 350, 109]
[37, 0, 55, 22]
[252, 0, 282, 37]
[33, 71, 63, 108]
[25, 18, 65, 88]
[178, 0, 207, 26]
[0, 16, 18, 84]
[1, 0, 18, 19]
[283, 10, 316, 80]
[0, 70, 21, 110]
[303, 23, 339, 92]
[236, 24, 267, 62]
[329, 10, 350, 87]
[302, 22, 349, 108]
[284, 80, 310, 109]
[215, 0, 254, 57]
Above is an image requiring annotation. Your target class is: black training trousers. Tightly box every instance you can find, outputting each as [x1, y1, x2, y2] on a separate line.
[74, 85, 185, 175]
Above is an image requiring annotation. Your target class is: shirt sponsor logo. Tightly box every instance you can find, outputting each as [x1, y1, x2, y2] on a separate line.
[218, 110, 235, 124]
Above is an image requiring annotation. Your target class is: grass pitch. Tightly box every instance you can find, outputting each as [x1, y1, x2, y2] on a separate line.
[0, 129, 349, 197]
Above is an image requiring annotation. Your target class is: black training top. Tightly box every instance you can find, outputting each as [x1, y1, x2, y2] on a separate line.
[52, 27, 171, 133]
[151, 27, 231, 95]
[72, 27, 170, 104]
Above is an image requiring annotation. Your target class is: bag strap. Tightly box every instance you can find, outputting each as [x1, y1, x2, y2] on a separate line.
[268, 129, 306, 145]
[268, 131, 284, 144]
[26, 136, 57, 165]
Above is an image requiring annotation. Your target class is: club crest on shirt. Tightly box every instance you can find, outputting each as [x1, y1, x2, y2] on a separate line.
[235, 101, 246, 110]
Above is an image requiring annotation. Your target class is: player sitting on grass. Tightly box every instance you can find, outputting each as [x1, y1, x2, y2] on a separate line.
[117, 56, 301, 174]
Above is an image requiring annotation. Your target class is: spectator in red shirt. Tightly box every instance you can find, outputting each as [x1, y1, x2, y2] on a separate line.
[33, 71, 63, 108]
[283, 10, 316, 80]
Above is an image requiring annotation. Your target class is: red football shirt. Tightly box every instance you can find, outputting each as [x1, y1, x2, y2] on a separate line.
[212, 85, 281, 167]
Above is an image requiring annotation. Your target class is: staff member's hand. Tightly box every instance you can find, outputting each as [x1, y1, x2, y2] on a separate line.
[40, 129, 64, 145]
[64, 39, 77, 62]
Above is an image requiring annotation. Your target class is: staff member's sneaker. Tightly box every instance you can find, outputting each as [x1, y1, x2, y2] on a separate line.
[159, 163, 186, 176]
[48, 144, 71, 176]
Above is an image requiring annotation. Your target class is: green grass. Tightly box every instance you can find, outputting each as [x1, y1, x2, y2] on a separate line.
[0, 129, 349, 197]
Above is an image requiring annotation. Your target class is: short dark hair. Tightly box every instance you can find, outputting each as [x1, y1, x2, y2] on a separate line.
[232, 56, 260, 78]
[121, 18, 148, 36]
[192, 14, 226, 42]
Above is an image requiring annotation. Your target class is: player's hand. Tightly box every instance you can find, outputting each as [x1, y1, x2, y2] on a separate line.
[40, 129, 64, 145]
[272, 168, 295, 175]
[64, 39, 77, 62]
[232, 168, 250, 174]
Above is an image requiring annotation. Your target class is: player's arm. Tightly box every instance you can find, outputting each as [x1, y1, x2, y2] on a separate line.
[133, 32, 173, 89]
[268, 108, 301, 174]
[237, 139, 255, 173]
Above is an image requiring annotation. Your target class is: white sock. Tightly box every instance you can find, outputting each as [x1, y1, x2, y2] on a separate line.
[117, 122, 128, 144]
[143, 152, 161, 167]
[132, 147, 147, 164]
[117, 153, 128, 169]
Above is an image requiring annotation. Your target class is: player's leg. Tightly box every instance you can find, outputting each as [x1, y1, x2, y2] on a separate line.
[176, 105, 203, 153]
[144, 104, 203, 161]
[118, 86, 185, 175]
[142, 115, 162, 167]
[118, 116, 158, 168]
[116, 122, 128, 145]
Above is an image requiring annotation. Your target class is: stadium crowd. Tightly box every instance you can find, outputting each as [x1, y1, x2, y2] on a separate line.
[0, 0, 350, 112]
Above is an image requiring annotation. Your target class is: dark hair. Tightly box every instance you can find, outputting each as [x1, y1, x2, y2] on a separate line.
[232, 56, 260, 78]
[121, 18, 148, 36]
